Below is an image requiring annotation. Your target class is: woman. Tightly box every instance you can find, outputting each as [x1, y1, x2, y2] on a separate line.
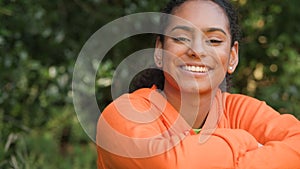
[97, 0, 300, 168]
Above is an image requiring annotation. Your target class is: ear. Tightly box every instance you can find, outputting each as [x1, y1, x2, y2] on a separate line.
[227, 41, 239, 74]
[154, 36, 163, 68]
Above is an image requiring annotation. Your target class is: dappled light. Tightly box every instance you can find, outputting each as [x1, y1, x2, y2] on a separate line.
[1, 0, 300, 168]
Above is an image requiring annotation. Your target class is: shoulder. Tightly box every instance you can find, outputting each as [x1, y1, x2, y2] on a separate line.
[223, 92, 266, 108]
[221, 92, 277, 119]
[221, 92, 280, 128]
[101, 86, 166, 120]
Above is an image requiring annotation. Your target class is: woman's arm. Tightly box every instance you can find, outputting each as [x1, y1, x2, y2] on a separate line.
[225, 94, 300, 168]
[96, 93, 259, 169]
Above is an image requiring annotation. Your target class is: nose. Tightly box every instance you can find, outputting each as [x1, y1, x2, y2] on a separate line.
[187, 38, 207, 59]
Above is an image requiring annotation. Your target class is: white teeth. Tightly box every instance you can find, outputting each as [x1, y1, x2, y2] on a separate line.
[182, 65, 208, 73]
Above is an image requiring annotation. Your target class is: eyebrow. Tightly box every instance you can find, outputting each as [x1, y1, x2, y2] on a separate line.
[170, 25, 227, 36]
[204, 27, 227, 36]
[171, 25, 194, 32]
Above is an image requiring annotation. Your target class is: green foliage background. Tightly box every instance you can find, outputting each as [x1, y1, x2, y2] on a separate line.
[1, 0, 299, 168]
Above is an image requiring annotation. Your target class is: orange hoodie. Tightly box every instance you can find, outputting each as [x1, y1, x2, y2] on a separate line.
[97, 86, 300, 169]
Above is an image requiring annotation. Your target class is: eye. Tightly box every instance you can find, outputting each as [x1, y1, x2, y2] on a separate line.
[173, 37, 191, 43]
[206, 39, 223, 46]
[210, 39, 223, 43]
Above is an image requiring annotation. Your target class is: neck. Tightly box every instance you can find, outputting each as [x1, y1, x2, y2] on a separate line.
[163, 83, 217, 128]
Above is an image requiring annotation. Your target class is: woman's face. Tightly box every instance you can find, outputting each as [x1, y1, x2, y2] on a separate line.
[155, 0, 238, 94]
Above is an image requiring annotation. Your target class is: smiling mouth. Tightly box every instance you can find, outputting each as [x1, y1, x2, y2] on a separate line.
[181, 65, 209, 73]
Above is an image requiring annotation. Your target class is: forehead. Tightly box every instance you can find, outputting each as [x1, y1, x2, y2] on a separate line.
[167, 0, 229, 33]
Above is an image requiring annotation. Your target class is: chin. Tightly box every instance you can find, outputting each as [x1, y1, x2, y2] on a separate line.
[179, 84, 213, 95]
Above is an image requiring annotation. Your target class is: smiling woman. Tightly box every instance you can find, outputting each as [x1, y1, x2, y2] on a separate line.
[152, 0, 239, 128]
[96, 0, 300, 168]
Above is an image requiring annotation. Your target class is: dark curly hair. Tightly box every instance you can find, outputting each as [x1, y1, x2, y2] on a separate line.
[129, 0, 240, 93]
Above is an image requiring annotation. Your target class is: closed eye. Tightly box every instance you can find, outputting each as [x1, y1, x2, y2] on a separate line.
[209, 39, 223, 43]
[173, 37, 191, 43]
[206, 39, 223, 46]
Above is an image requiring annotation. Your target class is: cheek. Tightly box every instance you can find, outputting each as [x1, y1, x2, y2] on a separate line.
[214, 48, 230, 67]
[220, 54, 229, 66]
[162, 48, 187, 67]
[163, 39, 188, 56]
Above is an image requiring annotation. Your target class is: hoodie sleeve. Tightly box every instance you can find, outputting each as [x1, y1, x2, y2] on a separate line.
[225, 94, 300, 169]
[96, 91, 260, 169]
